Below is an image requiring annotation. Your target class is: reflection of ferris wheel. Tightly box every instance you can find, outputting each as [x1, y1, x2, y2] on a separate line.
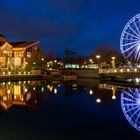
[121, 88, 140, 131]
[120, 13, 140, 62]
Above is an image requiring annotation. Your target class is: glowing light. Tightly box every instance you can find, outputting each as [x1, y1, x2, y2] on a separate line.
[25, 88, 28, 92]
[112, 95, 116, 100]
[96, 98, 101, 103]
[120, 69, 123, 72]
[3, 82, 5, 85]
[41, 86, 45, 93]
[2, 72, 5, 75]
[8, 71, 11, 75]
[54, 88, 57, 94]
[3, 96, 7, 101]
[19, 81, 21, 84]
[8, 82, 10, 85]
[136, 78, 140, 83]
[89, 90, 93, 95]
[7, 90, 10, 94]
[127, 69, 130, 72]
[134, 68, 137, 72]
[96, 55, 100, 59]
[114, 69, 117, 72]
[33, 87, 36, 91]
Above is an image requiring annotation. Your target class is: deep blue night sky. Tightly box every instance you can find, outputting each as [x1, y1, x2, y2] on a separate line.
[0, 0, 140, 57]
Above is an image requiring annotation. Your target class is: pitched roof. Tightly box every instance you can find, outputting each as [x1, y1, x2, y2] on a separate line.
[10, 41, 39, 49]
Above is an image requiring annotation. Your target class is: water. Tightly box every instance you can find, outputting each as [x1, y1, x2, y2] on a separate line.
[0, 79, 140, 140]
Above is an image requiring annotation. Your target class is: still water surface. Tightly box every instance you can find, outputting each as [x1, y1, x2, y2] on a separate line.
[0, 79, 140, 140]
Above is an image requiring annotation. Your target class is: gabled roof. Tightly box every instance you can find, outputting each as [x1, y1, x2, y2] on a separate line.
[10, 41, 40, 49]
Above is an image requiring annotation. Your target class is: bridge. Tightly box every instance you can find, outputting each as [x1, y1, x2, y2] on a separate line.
[99, 68, 140, 79]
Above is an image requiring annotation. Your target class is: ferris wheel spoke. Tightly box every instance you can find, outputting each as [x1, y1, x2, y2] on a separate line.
[122, 40, 140, 47]
[128, 25, 140, 37]
[122, 96, 138, 103]
[125, 32, 140, 39]
[123, 38, 139, 41]
[124, 46, 137, 58]
[130, 107, 140, 119]
[121, 43, 138, 53]
[124, 92, 137, 101]
[135, 111, 140, 124]
[126, 105, 140, 113]
[134, 20, 140, 35]
[122, 103, 138, 107]
[134, 46, 140, 60]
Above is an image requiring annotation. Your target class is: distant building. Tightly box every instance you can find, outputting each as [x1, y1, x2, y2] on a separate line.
[0, 35, 43, 69]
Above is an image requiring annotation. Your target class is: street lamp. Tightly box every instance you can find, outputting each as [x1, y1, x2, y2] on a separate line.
[111, 57, 116, 69]
[96, 55, 100, 69]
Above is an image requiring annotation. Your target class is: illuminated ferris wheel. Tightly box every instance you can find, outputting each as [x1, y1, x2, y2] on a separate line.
[121, 88, 140, 131]
[120, 13, 140, 62]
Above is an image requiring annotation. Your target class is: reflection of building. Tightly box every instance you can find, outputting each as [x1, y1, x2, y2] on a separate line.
[0, 34, 43, 68]
[0, 82, 43, 111]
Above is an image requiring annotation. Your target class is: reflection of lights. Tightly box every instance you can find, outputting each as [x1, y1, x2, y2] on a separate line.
[96, 98, 101, 103]
[47, 85, 53, 92]
[89, 90, 93, 95]
[134, 68, 137, 72]
[25, 88, 28, 92]
[7, 90, 10, 94]
[54, 88, 57, 94]
[112, 95, 116, 100]
[3, 96, 7, 101]
[14, 95, 17, 99]
[135, 78, 140, 83]
[41, 86, 45, 93]
[26, 92, 31, 101]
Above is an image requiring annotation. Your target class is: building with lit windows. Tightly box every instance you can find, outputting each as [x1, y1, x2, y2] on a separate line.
[0, 34, 43, 69]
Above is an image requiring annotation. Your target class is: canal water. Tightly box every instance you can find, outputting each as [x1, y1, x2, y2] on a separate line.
[0, 79, 140, 140]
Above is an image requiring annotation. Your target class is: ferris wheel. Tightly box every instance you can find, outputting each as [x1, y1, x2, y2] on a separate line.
[120, 13, 140, 62]
[121, 88, 140, 131]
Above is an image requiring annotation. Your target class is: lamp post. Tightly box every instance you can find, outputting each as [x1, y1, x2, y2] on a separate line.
[111, 57, 116, 69]
[96, 55, 100, 69]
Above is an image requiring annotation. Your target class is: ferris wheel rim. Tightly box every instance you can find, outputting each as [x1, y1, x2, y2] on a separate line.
[121, 88, 140, 131]
[120, 13, 140, 61]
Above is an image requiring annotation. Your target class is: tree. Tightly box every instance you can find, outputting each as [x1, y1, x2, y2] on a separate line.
[90, 44, 126, 67]
[45, 48, 57, 61]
